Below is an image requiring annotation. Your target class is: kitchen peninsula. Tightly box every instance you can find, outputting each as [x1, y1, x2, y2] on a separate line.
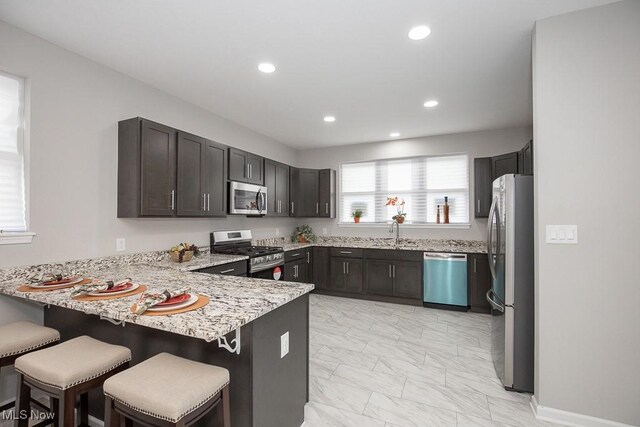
[0, 257, 313, 427]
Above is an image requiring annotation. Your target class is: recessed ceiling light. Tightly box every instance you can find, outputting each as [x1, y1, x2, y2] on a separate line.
[258, 63, 276, 73]
[423, 100, 439, 108]
[390, 132, 400, 138]
[408, 25, 431, 41]
[324, 116, 336, 123]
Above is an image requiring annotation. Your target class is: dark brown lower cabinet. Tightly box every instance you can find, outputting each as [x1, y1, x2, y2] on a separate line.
[364, 259, 422, 299]
[392, 261, 422, 299]
[330, 257, 364, 294]
[312, 247, 330, 290]
[284, 259, 306, 283]
[468, 253, 492, 313]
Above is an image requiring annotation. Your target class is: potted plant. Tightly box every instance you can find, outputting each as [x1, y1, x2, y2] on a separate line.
[386, 196, 407, 224]
[292, 225, 317, 243]
[169, 242, 201, 263]
[352, 209, 363, 223]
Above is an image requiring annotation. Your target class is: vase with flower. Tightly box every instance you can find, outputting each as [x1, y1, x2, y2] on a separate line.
[385, 196, 406, 224]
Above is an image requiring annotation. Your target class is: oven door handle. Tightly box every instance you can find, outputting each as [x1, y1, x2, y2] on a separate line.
[251, 260, 284, 272]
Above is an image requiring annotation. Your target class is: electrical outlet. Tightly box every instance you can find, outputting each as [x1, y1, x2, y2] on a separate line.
[275, 228, 280, 236]
[322, 228, 327, 235]
[116, 238, 126, 252]
[280, 331, 289, 358]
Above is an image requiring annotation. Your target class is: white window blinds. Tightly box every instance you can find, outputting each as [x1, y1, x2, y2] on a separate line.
[0, 72, 27, 232]
[339, 154, 469, 224]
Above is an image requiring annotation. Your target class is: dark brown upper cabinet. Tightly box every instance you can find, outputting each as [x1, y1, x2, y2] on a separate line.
[318, 169, 336, 218]
[265, 159, 289, 217]
[518, 140, 533, 176]
[492, 152, 519, 180]
[118, 118, 177, 217]
[474, 157, 492, 218]
[203, 140, 228, 217]
[289, 167, 336, 218]
[228, 147, 264, 185]
[177, 132, 227, 217]
[177, 132, 207, 216]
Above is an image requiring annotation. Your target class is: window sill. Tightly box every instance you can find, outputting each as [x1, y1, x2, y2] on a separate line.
[0, 232, 36, 245]
[337, 223, 471, 229]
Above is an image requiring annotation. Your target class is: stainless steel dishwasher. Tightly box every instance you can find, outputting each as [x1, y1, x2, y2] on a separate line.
[423, 253, 468, 309]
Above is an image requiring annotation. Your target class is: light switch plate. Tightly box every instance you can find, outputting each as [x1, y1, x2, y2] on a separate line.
[322, 228, 328, 235]
[546, 225, 578, 244]
[280, 331, 289, 358]
[116, 238, 126, 252]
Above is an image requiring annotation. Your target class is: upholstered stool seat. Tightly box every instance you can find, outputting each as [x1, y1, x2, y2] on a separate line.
[0, 321, 60, 360]
[0, 321, 60, 416]
[14, 335, 131, 427]
[104, 352, 230, 427]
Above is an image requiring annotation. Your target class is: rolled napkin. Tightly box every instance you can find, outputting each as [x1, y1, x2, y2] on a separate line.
[134, 287, 190, 314]
[70, 278, 132, 297]
[28, 272, 66, 285]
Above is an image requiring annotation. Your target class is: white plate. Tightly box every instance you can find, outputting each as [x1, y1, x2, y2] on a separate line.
[146, 293, 199, 312]
[87, 283, 140, 297]
[29, 277, 84, 289]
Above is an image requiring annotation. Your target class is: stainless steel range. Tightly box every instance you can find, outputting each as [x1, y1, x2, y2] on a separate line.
[210, 230, 284, 280]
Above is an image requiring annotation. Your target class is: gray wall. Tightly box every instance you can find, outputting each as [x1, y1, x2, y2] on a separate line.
[533, 1, 640, 424]
[298, 127, 532, 241]
[0, 21, 300, 269]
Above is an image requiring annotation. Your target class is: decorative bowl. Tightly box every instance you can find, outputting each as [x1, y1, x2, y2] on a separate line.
[170, 250, 193, 263]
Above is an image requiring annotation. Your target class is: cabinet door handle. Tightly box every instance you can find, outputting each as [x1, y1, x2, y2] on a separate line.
[291, 253, 300, 257]
[207, 193, 210, 211]
[393, 264, 396, 278]
[307, 252, 310, 263]
[389, 265, 392, 278]
[316, 202, 319, 214]
[340, 251, 352, 254]
[477, 199, 481, 214]
[291, 202, 295, 215]
[170, 190, 175, 210]
[326, 202, 329, 214]
[346, 262, 349, 275]
[246, 164, 249, 178]
[474, 258, 477, 273]
[219, 268, 235, 274]
[202, 194, 206, 211]
[249, 164, 252, 179]
[342, 261, 345, 275]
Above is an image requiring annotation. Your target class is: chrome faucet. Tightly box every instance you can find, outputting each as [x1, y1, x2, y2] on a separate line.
[389, 220, 400, 246]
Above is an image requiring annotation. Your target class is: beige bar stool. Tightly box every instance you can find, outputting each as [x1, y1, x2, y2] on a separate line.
[0, 321, 60, 416]
[103, 352, 230, 427]
[14, 335, 131, 427]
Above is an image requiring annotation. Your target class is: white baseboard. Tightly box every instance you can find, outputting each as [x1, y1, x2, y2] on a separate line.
[531, 395, 635, 427]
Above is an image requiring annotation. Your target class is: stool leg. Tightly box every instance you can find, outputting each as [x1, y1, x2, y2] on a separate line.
[13, 373, 30, 427]
[50, 397, 58, 425]
[58, 390, 75, 427]
[222, 385, 230, 427]
[103, 396, 120, 427]
[79, 393, 88, 426]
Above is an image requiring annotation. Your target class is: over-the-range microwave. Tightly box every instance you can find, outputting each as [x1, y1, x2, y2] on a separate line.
[228, 181, 267, 215]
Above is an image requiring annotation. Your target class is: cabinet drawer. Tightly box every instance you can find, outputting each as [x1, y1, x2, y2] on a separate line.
[330, 248, 363, 258]
[285, 249, 306, 262]
[197, 260, 247, 276]
[363, 249, 422, 262]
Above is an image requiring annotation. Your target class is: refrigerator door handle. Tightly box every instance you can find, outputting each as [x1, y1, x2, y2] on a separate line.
[487, 197, 498, 280]
[486, 289, 505, 312]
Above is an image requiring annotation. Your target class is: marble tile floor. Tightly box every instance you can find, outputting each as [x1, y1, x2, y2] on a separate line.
[305, 294, 560, 427]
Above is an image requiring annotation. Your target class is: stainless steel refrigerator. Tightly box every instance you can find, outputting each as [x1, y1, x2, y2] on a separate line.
[486, 174, 534, 392]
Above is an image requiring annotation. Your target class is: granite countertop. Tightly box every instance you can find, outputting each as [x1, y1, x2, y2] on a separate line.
[156, 253, 249, 271]
[0, 265, 313, 342]
[277, 238, 486, 254]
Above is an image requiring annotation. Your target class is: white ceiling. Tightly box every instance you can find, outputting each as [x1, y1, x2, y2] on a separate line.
[0, 0, 618, 149]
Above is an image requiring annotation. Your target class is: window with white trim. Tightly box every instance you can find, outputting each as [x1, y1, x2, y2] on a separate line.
[339, 154, 469, 224]
[0, 71, 27, 233]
